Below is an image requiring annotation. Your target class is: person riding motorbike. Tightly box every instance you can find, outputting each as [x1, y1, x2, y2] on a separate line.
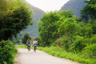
[33, 39, 38, 52]
[26, 40, 31, 51]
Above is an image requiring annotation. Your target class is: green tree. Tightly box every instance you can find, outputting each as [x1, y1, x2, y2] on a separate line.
[39, 11, 75, 46]
[57, 16, 80, 37]
[0, 0, 32, 41]
[39, 12, 59, 46]
[0, 0, 20, 17]
[82, 0, 96, 19]
[57, 13, 82, 51]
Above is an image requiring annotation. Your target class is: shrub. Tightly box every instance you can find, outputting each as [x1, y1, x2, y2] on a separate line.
[57, 17, 80, 37]
[0, 40, 17, 64]
[69, 35, 86, 52]
[79, 22, 93, 37]
[90, 35, 96, 44]
[82, 44, 96, 58]
[55, 36, 69, 50]
[91, 20, 96, 34]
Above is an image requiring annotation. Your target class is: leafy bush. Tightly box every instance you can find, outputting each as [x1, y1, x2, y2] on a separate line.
[0, 40, 17, 64]
[70, 35, 86, 52]
[90, 35, 96, 44]
[55, 36, 69, 50]
[57, 16, 80, 37]
[82, 44, 96, 58]
[55, 35, 86, 52]
[91, 20, 96, 34]
[79, 22, 93, 37]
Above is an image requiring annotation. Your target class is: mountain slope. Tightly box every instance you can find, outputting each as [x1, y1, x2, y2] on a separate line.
[19, 5, 45, 38]
[60, 0, 86, 16]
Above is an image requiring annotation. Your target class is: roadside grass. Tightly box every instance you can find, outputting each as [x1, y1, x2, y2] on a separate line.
[16, 44, 33, 49]
[16, 44, 27, 48]
[39, 46, 96, 64]
[16, 45, 96, 64]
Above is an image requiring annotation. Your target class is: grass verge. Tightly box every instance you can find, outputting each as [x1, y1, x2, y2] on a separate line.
[16, 44, 27, 48]
[39, 46, 96, 64]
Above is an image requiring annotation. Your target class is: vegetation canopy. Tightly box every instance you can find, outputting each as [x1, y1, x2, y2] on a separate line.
[0, 0, 32, 41]
[39, 1, 96, 63]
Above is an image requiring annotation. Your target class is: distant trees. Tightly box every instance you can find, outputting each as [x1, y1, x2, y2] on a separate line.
[82, 0, 96, 34]
[0, 0, 32, 41]
[82, 0, 96, 19]
[22, 33, 31, 44]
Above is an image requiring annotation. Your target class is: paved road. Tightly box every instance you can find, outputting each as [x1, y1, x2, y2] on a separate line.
[15, 48, 80, 64]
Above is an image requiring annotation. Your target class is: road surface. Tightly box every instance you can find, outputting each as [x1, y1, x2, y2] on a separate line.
[15, 48, 80, 64]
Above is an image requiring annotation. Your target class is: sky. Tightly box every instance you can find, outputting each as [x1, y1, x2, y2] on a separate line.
[25, 0, 70, 12]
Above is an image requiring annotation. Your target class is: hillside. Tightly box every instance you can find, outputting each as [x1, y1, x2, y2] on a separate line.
[18, 5, 44, 38]
[60, 0, 86, 16]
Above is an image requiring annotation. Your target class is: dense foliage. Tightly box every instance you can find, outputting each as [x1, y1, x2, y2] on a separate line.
[82, 0, 96, 19]
[39, 10, 96, 63]
[22, 33, 31, 44]
[39, 12, 60, 46]
[82, 0, 96, 34]
[0, 0, 32, 41]
[0, 0, 32, 64]
[0, 0, 23, 18]
[0, 40, 17, 64]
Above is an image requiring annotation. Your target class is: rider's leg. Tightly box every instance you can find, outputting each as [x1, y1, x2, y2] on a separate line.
[34, 46, 36, 52]
[27, 46, 31, 51]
